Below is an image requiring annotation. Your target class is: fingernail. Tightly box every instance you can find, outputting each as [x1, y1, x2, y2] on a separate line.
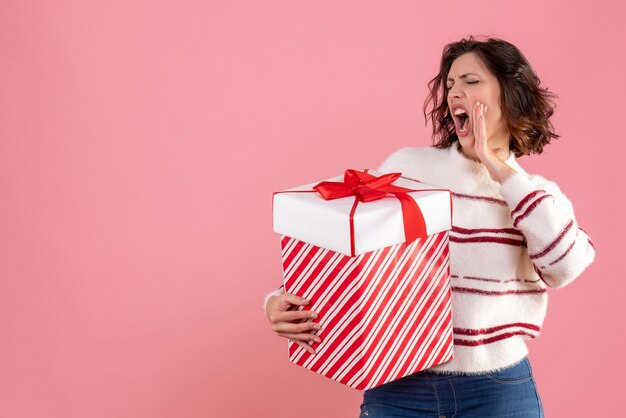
[314, 324, 322, 329]
[314, 337, 321, 343]
[302, 298, 308, 304]
[311, 313, 318, 319]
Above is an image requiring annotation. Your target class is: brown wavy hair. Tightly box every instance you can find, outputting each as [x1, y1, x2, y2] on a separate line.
[423, 35, 560, 157]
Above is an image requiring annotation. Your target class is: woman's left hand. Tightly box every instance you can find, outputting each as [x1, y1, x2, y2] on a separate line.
[472, 101, 517, 184]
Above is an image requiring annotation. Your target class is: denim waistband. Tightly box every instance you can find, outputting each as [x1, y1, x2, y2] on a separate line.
[408, 357, 529, 379]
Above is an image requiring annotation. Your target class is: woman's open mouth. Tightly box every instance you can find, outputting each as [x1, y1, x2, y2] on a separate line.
[452, 108, 471, 136]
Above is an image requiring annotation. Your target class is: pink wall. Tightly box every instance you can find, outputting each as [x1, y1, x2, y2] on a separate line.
[1, 1, 623, 417]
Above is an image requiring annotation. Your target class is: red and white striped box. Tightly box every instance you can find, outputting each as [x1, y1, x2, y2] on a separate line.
[273, 170, 453, 390]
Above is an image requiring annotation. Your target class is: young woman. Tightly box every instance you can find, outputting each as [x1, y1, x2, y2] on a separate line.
[263, 36, 595, 417]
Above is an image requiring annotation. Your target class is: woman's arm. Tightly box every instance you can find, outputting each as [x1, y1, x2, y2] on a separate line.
[499, 172, 596, 289]
[470, 103, 595, 288]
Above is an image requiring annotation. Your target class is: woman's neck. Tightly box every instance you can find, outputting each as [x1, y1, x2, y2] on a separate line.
[456, 141, 511, 162]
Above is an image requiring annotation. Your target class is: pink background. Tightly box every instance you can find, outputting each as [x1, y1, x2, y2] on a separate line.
[1, 1, 623, 417]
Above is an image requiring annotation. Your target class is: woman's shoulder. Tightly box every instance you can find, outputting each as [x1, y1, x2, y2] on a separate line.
[377, 146, 446, 173]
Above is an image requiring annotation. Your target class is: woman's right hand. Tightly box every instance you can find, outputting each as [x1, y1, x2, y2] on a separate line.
[265, 293, 322, 355]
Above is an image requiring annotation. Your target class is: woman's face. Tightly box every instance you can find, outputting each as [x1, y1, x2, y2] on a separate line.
[446, 52, 511, 160]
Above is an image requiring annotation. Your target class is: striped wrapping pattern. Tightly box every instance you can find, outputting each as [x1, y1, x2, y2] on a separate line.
[280, 231, 453, 390]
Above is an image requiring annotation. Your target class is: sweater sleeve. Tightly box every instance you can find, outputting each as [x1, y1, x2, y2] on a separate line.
[499, 171, 596, 289]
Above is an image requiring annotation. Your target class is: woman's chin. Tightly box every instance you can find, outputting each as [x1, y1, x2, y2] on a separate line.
[457, 135, 475, 148]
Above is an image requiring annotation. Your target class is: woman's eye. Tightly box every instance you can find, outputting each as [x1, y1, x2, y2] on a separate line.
[446, 81, 478, 88]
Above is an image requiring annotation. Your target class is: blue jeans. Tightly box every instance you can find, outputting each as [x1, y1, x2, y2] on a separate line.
[359, 357, 543, 417]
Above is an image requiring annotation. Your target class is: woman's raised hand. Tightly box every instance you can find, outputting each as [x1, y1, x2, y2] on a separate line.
[471, 101, 517, 184]
[472, 101, 495, 162]
[265, 293, 322, 355]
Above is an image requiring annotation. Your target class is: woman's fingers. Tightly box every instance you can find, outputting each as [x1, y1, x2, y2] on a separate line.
[280, 293, 311, 309]
[272, 309, 318, 323]
[267, 292, 318, 322]
[472, 101, 479, 138]
[472, 102, 488, 153]
[277, 333, 321, 355]
[277, 331, 322, 344]
[267, 292, 323, 355]
[480, 104, 487, 141]
[473, 102, 482, 142]
[271, 320, 322, 334]
[287, 338, 316, 355]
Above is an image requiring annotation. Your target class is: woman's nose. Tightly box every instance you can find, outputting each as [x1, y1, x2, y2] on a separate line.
[448, 84, 463, 98]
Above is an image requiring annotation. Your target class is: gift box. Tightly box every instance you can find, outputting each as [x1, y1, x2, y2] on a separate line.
[273, 169, 454, 390]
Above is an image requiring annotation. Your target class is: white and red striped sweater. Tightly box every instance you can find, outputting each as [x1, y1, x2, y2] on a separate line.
[264, 144, 595, 374]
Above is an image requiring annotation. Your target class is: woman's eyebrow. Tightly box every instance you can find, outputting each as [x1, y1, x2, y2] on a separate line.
[447, 73, 480, 81]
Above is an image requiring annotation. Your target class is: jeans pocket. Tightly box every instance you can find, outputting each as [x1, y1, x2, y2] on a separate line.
[484, 358, 532, 384]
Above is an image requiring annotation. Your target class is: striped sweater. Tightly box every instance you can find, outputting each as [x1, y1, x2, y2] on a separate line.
[264, 144, 595, 374]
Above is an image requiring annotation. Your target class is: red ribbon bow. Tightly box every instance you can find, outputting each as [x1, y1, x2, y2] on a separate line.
[313, 169, 428, 256]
